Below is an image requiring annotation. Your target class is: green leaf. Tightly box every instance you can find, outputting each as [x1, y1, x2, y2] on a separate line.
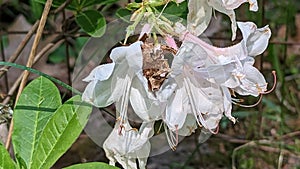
[159, 1, 188, 19]
[63, 162, 119, 169]
[115, 8, 132, 22]
[75, 10, 106, 37]
[31, 95, 92, 169]
[30, 0, 43, 19]
[0, 144, 16, 169]
[12, 76, 61, 169]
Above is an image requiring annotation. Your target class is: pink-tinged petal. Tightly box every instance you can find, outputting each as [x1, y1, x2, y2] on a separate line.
[138, 24, 152, 40]
[164, 35, 178, 50]
[82, 63, 115, 82]
[175, 0, 185, 3]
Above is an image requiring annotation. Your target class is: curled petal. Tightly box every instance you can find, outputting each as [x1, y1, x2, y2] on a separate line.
[110, 41, 143, 72]
[164, 35, 178, 50]
[222, 0, 258, 11]
[234, 62, 267, 96]
[138, 24, 152, 40]
[238, 22, 271, 56]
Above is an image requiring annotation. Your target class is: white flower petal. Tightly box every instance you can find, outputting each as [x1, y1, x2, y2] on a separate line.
[130, 86, 163, 122]
[82, 79, 114, 107]
[109, 75, 132, 119]
[222, 0, 258, 11]
[238, 22, 271, 56]
[234, 62, 267, 96]
[110, 41, 143, 72]
[222, 87, 235, 123]
[165, 87, 187, 131]
[178, 114, 198, 136]
[156, 78, 178, 102]
[103, 121, 153, 169]
[82, 63, 115, 82]
[187, 0, 212, 36]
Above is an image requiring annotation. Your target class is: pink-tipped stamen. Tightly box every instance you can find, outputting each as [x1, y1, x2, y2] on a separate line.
[261, 70, 277, 95]
[232, 94, 263, 108]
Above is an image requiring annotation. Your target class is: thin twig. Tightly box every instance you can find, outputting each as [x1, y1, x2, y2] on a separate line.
[215, 133, 250, 144]
[0, 21, 39, 78]
[280, 131, 300, 140]
[6, 0, 53, 150]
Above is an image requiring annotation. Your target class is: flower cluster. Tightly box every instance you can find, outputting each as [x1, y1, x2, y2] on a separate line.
[82, 0, 273, 168]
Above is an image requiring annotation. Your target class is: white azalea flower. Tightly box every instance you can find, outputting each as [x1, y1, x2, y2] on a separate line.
[187, 0, 258, 40]
[166, 43, 230, 134]
[183, 21, 271, 97]
[103, 120, 154, 169]
[82, 41, 145, 124]
[82, 40, 178, 122]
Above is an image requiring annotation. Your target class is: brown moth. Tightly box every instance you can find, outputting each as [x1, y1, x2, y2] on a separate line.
[142, 41, 172, 92]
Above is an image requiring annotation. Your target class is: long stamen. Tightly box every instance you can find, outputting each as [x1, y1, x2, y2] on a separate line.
[231, 98, 244, 102]
[164, 124, 177, 150]
[211, 125, 219, 134]
[261, 70, 277, 94]
[232, 94, 263, 108]
[175, 125, 179, 147]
